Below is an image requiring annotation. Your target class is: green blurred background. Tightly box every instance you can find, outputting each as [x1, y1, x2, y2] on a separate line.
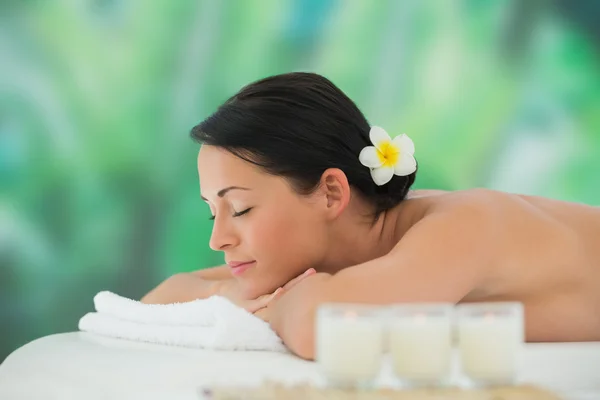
[1, 0, 599, 362]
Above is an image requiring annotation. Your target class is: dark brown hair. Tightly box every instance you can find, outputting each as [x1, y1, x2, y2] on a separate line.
[191, 72, 417, 217]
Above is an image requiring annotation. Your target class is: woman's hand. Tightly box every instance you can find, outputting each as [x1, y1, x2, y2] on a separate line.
[255, 271, 332, 359]
[219, 268, 316, 315]
[252, 268, 316, 322]
[216, 278, 283, 313]
[141, 268, 316, 309]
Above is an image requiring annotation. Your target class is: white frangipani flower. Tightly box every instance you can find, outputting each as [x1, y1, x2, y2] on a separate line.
[358, 126, 416, 186]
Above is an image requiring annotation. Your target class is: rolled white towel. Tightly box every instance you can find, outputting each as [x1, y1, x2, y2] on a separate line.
[93, 291, 219, 326]
[78, 292, 287, 352]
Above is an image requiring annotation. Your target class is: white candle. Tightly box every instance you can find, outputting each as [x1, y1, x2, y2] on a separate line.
[457, 302, 524, 385]
[316, 304, 384, 387]
[388, 304, 453, 386]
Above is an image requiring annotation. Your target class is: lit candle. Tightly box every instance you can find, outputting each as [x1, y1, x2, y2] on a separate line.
[316, 304, 384, 388]
[457, 302, 524, 386]
[388, 303, 453, 387]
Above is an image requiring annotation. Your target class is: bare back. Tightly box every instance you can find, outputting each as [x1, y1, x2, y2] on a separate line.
[407, 189, 600, 342]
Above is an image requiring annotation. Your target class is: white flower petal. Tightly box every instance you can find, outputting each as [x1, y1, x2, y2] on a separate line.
[371, 166, 394, 186]
[394, 153, 417, 176]
[359, 146, 383, 168]
[392, 134, 415, 156]
[369, 126, 391, 151]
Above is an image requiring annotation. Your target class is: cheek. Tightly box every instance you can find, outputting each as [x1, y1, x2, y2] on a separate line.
[254, 208, 323, 266]
[243, 210, 325, 298]
[247, 210, 298, 256]
[236, 214, 295, 297]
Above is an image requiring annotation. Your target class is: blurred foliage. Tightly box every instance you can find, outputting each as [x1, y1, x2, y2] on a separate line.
[1, 0, 599, 362]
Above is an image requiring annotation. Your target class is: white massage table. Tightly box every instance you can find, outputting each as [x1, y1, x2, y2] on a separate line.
[0, 332, 599, 400]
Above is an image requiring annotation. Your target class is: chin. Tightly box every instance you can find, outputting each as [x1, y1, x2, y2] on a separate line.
[236, 279, 268, 299]
[244, 278, 287, 299]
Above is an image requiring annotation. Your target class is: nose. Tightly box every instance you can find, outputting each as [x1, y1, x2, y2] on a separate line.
[209, 216, 240, 251]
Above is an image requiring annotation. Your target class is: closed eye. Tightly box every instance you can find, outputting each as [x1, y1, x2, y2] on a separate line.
[209, 208, 252, 221]
[233, 208, 252, 217]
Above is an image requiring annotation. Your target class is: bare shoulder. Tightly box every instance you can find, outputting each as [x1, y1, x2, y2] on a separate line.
[368, 186, 595, 279]
[408, 187, 596, 281]
[426, 187, 511, 208]
[387, 188, 516, 270]
[388, 189, 505, 270]
[403, 187, 581, 250]
[403, 188, 507, 228]
[326, 190, 504, 304]
[428, 187, 600, 235]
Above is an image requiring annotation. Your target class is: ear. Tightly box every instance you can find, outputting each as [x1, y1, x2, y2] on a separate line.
[319, 168, 351, 219]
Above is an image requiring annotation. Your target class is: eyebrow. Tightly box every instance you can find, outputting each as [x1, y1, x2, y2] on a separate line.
[201, 186, 250, 201]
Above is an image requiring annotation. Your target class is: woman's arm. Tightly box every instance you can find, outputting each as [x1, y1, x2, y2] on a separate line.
[269, 203, 498, 359]
[140, 265, 232, 304]
[190, 265, 233, 280]
[141, 265, 316, 315]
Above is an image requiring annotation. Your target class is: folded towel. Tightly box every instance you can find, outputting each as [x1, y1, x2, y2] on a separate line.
[93, 291, 219, 326]
[78, 291, 287, 352]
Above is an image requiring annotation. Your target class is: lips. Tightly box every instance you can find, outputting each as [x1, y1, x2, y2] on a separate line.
[228, 261, 256, 276]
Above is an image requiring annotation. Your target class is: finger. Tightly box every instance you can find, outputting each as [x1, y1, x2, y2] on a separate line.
[268, 287, 284, 302]
[282, 268, 316, 290]
[269, 287, 286, 302]
[245, 288, 282, 313]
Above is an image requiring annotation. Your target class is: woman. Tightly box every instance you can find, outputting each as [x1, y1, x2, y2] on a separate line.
[141, 72, 600, 360]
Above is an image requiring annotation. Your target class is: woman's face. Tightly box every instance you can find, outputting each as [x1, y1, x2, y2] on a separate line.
[197, 145, 328, 298]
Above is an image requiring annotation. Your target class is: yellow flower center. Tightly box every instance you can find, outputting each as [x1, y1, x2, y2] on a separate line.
[376, 141, 400, 167]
